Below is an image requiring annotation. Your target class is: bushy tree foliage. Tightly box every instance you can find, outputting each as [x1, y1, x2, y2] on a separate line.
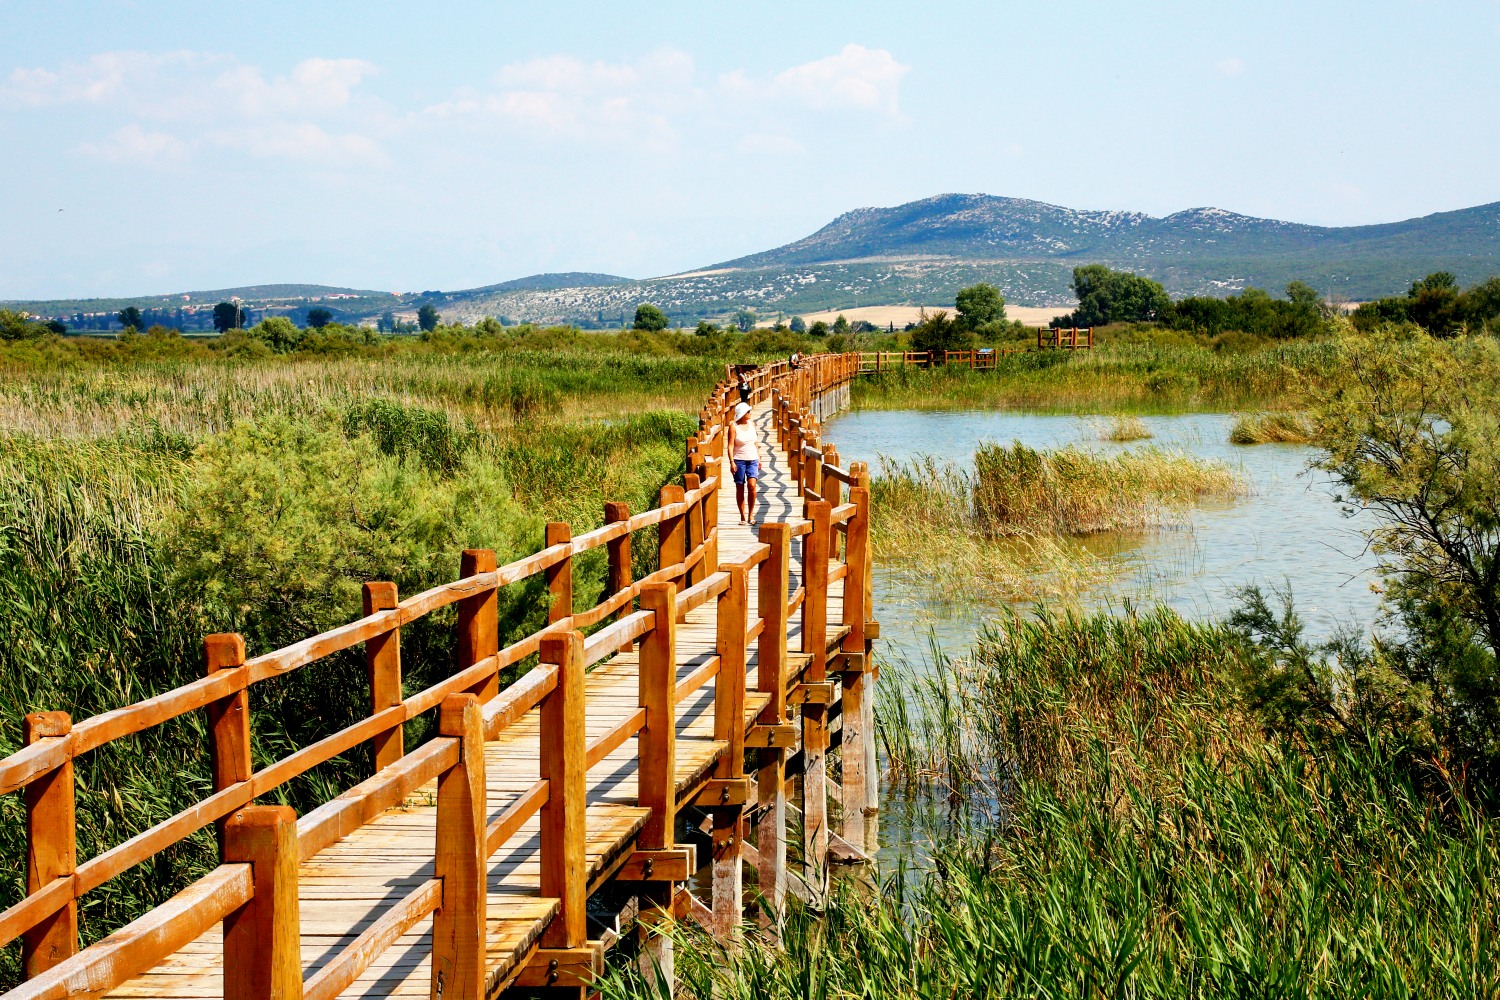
[910, 310, 972, 357]
[732, 309, 756, 333]
[1159, 283, 1326, 338]
[788, 316, 806, 333]
[632, 303, 668, 331]
[1060, 265, 1169, 327]
[1352, 271, 1500, 336]
[832, 314, 850, 336]
[954, 283, 1006, 329]
[306, 307, 334, 329]
[250, 317, 303, 353]
[212, 302, 245, 333]
[417, 304, 441, 332]
[117, 306, 143, 330]
[0, 309, 47, 341]
[808, 320, 829, 338]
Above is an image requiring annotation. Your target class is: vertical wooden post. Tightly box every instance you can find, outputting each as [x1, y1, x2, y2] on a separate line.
[223, 806, 300, 1000]
[658, 485, 686, 582]
[637, 583, 679, 849]
[205, 633, 251, 855]
[806, 446, 823, 506]
[539, 633, 587, 949]
[431, 694, 485, 1000]
[363, 583, 404, 770]
[544, 523, 573, 624]
[605, 501, 634, 652]
[683, 473, 704, 587]
[802, 501, 832, 875]
[637, 583, 678, 983]
[703, 460, 721, 572]
[839, 485, 871, 850]
[822, 446, 841, 509]
[712, 566, 748, 939]
[455, 550, 499, 702]
[853, 465, 878, 816]
[755, 521, 791, 911]
[22, 712, 75, 978]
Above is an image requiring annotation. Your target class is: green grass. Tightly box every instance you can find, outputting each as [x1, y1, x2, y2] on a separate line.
[0, 343, 713, 988]
[604, 608, 1500, 998]
[853, 339, 1344, 413]
[1230, 411, 1316, 444]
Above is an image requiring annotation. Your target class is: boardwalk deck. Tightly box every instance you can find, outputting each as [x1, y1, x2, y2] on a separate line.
[94, 400, 843, 1000]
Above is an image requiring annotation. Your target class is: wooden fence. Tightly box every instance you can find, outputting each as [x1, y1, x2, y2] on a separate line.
[0, 351, 873, 999]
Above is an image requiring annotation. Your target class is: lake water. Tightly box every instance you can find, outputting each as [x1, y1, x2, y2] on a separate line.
[824, 410, 1385, 667]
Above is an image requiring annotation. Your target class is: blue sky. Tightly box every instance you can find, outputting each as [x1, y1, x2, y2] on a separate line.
[3, 0, 1497, 299]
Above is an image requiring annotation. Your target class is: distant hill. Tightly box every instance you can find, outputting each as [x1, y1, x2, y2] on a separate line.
[718, 193, 1500, 274]
[9, 195, 1499, 329]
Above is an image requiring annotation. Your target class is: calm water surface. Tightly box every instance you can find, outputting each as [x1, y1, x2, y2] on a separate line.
[824, 410, 1384, 668]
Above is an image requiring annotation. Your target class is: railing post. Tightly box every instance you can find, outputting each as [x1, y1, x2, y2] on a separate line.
[455, 549, 499, 702]
[802, 500, 832, 875]
[363, 583, 404, 770]
[822, 445, 841, 509]
[545, 523, 573, 624]
[658, 485, 686, 582]
[224, 805, 301, 1000]
[712, 565, 749, 939]
[22, 712, 75, 978]
[683, 473, 704, 587]
[839, 485, 872, 851]
[431, 694, 485, 1000]
[756, 523, 791, 915]
[539, 632, 587, 949]
[637, 582, 679, 983]
[806, 443, 823, 506]
[205, 633, 251, 855]
[605, 501, 634, 652]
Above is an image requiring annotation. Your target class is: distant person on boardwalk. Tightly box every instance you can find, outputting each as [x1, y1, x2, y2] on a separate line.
[789, 351, 802, 370]
[731, 401, 760, 524]
[737, 371, 753, 403]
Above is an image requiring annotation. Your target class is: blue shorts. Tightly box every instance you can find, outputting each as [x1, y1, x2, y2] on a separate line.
[733, 459, 760, 485]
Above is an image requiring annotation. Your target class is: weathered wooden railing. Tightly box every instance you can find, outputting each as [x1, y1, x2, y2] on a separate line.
[1038, 325, 1094, 350]
[0, 350, 872, 999]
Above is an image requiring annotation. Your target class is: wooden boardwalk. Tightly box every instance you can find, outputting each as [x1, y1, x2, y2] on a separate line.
[1, 355, 875, 1000]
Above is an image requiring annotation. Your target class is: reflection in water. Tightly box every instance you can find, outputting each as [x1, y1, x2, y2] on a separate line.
[824, 410, 1387, 867]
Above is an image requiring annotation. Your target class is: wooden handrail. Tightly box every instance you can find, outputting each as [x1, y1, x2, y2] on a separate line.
[0, 349, 876, 996]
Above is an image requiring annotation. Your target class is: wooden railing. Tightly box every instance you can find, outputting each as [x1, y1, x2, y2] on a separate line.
[0, 350, 871, 999]
[1038, 325, 1094, 350]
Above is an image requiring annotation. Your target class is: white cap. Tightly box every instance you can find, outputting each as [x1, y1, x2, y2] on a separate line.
[733, 402, 751, 421]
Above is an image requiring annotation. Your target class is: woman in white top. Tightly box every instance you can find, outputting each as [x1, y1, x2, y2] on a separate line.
[730, 401, 760, 524]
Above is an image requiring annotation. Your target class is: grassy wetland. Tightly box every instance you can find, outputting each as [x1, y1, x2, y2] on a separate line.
[0, 321, 769, 986]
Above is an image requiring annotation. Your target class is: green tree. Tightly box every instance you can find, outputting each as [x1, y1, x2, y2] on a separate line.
[1065, 265, 1169, 327]
[732, 309, 756, 333]
[808, 320, 830, 338]
[212, 301, 245, 333]
[251, 316, 303, 353]
[117, 306, 143, 330]
[1408, 272, 1461, 336]
[694, 320, 718, 337]
[1314, 333, 1500, 772]
[632, 303, 668, 331]
[910, 310, 972, 357]
[832, 314, 851, 336]
[379, 311, 396, 333]
[0, 309, 45, 341]
[306, 307, 334, 329]
[417, 304, 441, 332]
[789, 316, 806, 334]
[954, 283, 1006, 330]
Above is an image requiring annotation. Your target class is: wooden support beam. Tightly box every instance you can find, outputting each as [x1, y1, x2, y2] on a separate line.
[456, 550, 499, 703]
[690, 778, 752, 808]
[513, 941, 604, 990]
[787, 682, 836, 706]
[205, 633, 250, 856]
[614, 848, 694, 882]
[754, 520, 790, 918]
[22, 711, 75, 978]
[432, 694, 485, 1000]
[362, 583, 403, 771]
[544, 524, 573, 624]
[223, 806, 300, 1000]
[604, 501, 634, 652]
[658, 485, 686, 582]
[684, 473, 704, 587]
[539, 633, 586, 950]
[745, 724, 797, 749]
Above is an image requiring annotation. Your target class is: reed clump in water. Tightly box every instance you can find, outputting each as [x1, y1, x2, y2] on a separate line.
[971, 441, 1244, 535]
[1095, 413, 1152, 441]
[604, 608, 1500, 998]
[1229, 410, 1316, 444]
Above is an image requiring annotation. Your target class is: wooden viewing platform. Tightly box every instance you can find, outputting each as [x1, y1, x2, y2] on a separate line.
[0, 354, 875, 999]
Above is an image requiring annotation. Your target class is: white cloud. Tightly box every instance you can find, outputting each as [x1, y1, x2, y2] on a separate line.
[771, 44, 909, 117]
[79, 124, 193, 165]
[1217, 57, 1246, 77]
[214, 58, 377, 117]
[211, 122, 386, 166]
[0, 51, 223, 115]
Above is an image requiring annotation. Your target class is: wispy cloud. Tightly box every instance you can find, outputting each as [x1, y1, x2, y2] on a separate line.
[770, 44, 909, 117]
[1217, 56, 1246, 77]
[78, 123, 193, 165]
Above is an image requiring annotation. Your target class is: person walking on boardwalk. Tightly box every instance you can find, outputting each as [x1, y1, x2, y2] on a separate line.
[731, 400, 760, 524]
[737, 370, 753, 404]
